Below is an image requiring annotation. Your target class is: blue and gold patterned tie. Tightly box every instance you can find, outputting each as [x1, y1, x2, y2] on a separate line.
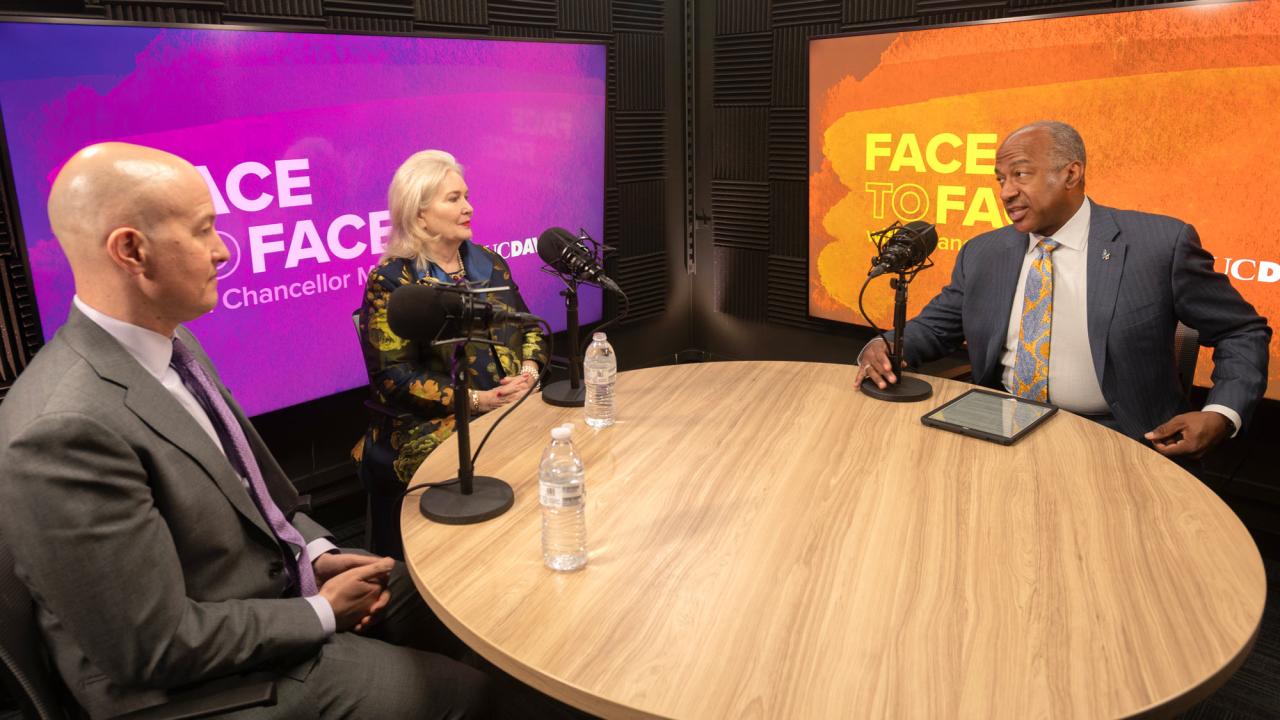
[1012, 238, 1060, 402]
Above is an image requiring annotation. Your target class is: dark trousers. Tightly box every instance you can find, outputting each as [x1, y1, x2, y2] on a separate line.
[357, 438, 407, 561]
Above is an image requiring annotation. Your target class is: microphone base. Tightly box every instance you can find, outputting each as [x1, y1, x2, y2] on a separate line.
[541, 379, 586, 407]
[420, 476, 514, 525]
[861, 375, 933, 403]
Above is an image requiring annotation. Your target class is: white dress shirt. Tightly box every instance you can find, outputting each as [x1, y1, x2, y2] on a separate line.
[999, 199, 1109, 414]
[73, 297, 337, 633]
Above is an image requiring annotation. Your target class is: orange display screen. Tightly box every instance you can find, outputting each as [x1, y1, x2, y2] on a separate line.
[809, 0, 1280, 399]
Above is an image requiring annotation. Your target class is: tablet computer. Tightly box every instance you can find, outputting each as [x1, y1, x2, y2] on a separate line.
[920, 389, 1057, 445]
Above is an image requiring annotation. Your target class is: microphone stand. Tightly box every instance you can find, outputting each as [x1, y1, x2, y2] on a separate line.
[540, 276, 585, 407]
[419, 295, 515, 525]
[861, 270, 933, 402]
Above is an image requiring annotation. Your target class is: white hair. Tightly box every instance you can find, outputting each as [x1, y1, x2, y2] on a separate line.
[382, 149, 464, 271]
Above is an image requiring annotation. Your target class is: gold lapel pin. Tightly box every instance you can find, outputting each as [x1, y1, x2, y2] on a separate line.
[1102, 249, 1111, 261]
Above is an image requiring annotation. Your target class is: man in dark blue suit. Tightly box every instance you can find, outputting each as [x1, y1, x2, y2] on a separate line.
[857, 121, 1271, 457]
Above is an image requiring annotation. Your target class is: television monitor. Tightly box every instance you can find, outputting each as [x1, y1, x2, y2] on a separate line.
[809, 0, 1279, 399]
[0, 20, 606, 415]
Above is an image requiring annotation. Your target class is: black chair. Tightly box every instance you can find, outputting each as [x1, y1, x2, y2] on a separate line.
[0, 541, 62, 719]
[351, 310, 411, 559]
[0, 538, 276, 720]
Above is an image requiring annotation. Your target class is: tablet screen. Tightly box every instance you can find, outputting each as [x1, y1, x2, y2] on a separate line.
[922, 389, 1056, 444]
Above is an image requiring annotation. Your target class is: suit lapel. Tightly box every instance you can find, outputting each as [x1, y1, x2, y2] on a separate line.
[61, 309, 276, 542]
[980, 230, 1028, 383]
[1086, 206, 1125, 388]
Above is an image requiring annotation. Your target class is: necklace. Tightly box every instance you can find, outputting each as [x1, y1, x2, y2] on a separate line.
[431, 245, 465, 281]
[447, 248, 466, 281]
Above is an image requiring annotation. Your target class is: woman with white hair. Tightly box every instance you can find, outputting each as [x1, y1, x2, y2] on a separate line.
[354, 150, 547, 558]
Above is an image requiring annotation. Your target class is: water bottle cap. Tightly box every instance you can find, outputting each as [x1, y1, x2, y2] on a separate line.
[551, 426, 572, 440]
[593, 331, 607, 342]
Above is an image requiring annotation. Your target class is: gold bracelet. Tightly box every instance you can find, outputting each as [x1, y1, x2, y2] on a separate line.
[468, 388, 480, 413]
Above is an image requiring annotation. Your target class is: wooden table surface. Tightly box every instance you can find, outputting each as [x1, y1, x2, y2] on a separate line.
[402, 361, 1265, 719]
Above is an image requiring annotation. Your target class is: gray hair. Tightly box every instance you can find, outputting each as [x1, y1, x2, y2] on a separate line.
[1008, 120, 1086, 169]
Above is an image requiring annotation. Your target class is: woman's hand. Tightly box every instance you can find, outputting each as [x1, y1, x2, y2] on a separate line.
[495, 373, 536, 401]
[470, 368, 539, 413]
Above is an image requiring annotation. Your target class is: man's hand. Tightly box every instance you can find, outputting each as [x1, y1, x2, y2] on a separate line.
[313, 552, 387, 586]
[855, 337, 906, 391]
[317, 557, 394, 632]
[1144, 411, 1231, 458]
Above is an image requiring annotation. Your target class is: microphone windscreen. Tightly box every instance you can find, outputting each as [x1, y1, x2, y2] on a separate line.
[387, 284, 456, 341]
[904, 220, 939, 258]
[536, 227, 577, 272]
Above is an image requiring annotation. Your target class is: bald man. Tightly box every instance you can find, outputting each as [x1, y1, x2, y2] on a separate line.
[0, 143, 491, 719]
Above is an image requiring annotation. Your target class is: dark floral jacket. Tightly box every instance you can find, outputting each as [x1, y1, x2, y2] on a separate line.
[353, 242, 547, 483]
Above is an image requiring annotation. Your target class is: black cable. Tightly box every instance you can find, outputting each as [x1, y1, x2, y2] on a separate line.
[401, 476, 458, 496]
[856, 271, 889, 348]
[399, 318, 555, 499]
[470, 316, 554, 466]
[580, 287, 630, 356]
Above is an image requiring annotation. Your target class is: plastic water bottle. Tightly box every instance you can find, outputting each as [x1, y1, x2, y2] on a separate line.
[584, 332, 616, 428]
[540, 425, 586, 572]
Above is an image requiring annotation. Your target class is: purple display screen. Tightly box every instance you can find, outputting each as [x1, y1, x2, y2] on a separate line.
[0, 21, 605, 415]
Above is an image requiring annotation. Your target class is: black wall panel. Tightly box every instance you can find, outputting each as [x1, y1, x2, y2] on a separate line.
[841, 0, 917, 28]
[714, 245, 767, 320]
[614, 110, 667, 182]
[713, 32, 771, 105]
[713, 107, 767, 181]
[414, 0, 487, 32]
[765, 254, 818, 328]
[768, 180, 804, 257]
[767, 107, 803, 180]
[711, 180, 769, 252]
[612, 0, 661, 32]
[618, 181, 666, 257]
[716, 0, 768, 35]
[559, 0, 608, 34]
[488, 0, 555, 27]
[103, 0, 222, 23]
[771, 22, 834, 106]
[615, 31, 665, 109]
[772, 0, 839, 26]
[490, 22, 553, 36]
[616, 250, 669, 323]
[225, 0, 324, 24]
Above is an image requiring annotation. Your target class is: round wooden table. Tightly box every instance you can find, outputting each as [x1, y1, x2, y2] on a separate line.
[402, 362, 1265, 719]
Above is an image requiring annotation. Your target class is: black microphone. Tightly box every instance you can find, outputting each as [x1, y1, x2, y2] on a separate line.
[868, 221, 939, 279]
[537, 227, 623, 294]
[387, 284, 541, 341]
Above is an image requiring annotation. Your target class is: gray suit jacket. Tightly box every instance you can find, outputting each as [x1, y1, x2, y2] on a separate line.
[897, 203, 1271, 440]
[0, 307, 330, 719]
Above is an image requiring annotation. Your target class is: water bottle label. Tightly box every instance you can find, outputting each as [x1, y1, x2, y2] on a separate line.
[586, 369, 616, 384]
[540, 483, 583, 507]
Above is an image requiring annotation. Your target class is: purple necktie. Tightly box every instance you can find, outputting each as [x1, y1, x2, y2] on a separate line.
[170, 337, 318, 597]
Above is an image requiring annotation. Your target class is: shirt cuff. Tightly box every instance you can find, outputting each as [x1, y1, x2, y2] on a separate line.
[306, 538, 339, 559]
[304, 595, 336, 636]
[856, 337, 887, 365]
[1202, 404, 1242, 438]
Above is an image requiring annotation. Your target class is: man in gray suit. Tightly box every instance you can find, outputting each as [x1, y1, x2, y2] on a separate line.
[0, 143, 491, 718]
[856, 121, 1270, 457]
